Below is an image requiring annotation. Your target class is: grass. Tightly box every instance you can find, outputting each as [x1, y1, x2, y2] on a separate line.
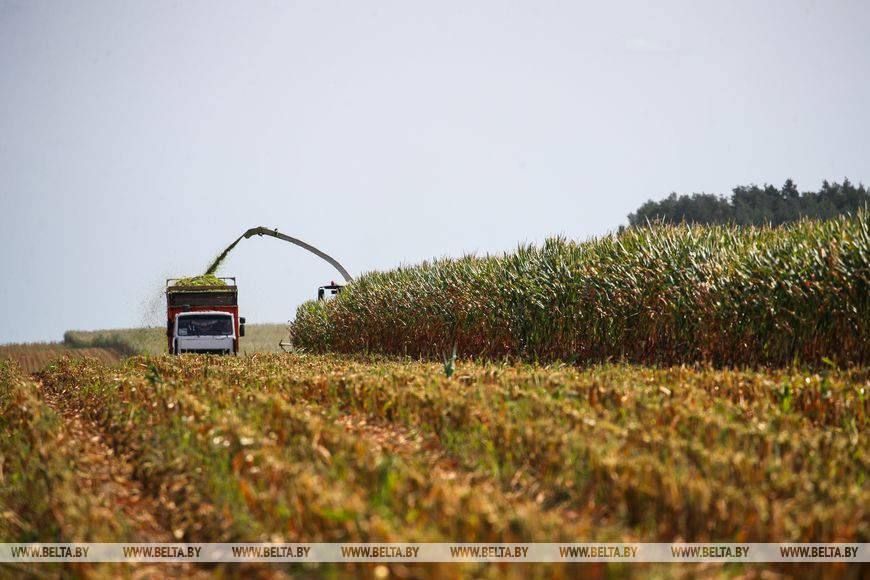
[291, 211, 870, 367]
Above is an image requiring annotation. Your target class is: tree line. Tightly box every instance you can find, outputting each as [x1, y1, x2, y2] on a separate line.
[627, 179, 868, 227]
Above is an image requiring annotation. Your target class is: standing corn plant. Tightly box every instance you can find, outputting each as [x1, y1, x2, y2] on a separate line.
[291, 210, 870, 367]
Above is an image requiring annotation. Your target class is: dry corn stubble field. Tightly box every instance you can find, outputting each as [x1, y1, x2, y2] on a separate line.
[0, 344, 121, 374]
[1, 352, 867, 578]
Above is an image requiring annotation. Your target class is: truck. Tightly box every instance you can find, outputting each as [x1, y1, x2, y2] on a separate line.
[166, 277, 246, 355]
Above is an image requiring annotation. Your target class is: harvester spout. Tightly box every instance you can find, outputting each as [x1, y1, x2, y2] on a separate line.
[242, 226, 353, 283]
[243, 226, 270, 239]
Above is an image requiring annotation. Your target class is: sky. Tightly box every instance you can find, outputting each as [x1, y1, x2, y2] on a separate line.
[1, 0, 868, 344]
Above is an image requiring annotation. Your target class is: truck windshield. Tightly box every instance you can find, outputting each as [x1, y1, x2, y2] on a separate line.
[176, 314, 233, 336]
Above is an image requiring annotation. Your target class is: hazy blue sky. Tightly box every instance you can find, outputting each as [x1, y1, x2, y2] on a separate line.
[1, 0, 868, 344]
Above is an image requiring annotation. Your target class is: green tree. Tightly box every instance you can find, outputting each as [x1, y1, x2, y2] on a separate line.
[626, 179, 868, 227]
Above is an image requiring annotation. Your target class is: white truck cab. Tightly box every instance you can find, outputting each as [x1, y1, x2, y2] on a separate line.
[172, 311, 237, 355]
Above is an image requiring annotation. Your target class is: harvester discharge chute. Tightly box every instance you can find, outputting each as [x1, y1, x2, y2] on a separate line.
[240, 226, 353, 353]
[242, 226, 353, 283]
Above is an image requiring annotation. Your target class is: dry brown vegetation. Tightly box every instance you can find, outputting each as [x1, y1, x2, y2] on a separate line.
[0, 343, 120, 374]
[1, 353, 865, 577]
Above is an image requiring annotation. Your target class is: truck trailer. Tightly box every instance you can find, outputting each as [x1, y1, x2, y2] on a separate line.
[166, 278, 245, 355]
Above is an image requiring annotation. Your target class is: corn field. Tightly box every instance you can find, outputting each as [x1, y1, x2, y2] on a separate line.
[291, 211, 870, 367]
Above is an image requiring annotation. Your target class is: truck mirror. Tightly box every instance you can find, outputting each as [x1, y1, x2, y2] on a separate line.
[239, 324, 246, 337]
[239, 317, 246, 324]
[167, 319, 173, 336]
